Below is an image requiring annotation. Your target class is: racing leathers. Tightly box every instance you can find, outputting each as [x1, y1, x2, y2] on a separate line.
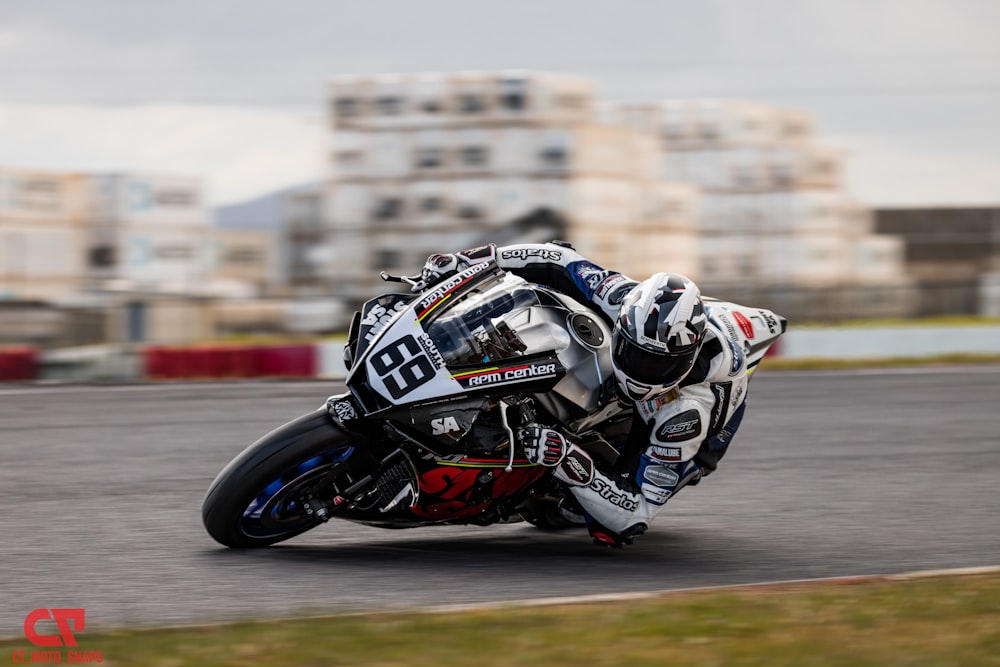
[417, 241, 751, 546]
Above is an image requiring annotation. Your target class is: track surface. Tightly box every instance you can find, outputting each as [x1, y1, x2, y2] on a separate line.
[1, 367, 998, 635]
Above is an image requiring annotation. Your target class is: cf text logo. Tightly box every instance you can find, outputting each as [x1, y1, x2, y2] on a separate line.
[23, 608, 85, 647]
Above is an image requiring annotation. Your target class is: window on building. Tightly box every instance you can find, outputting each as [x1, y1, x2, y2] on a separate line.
[539, 146, 568, 169]
[772, 165, 793, 186]
[226, 248, 263, 264]
[421, 99, 443, 113]
[459, 93, 484, 114]
[415, 148, 443, 169]
[499, 78, 527, 111]
[89, 245, 116, 268]
[663, 124, 684, 140]
[557, 95, 586, 111]
[335, 97, 360, 117]
[699, 122, 719, 140]
[155, 245, 194, 260]
[460, 146, 488, 167]
[337, 150, 363, 169]
[373, 249, 402, 270]
[421, 196, 443, 212]
[457, 205, 483, 219]
[376, 96, 403, 115]
[373, 198, 403, 221]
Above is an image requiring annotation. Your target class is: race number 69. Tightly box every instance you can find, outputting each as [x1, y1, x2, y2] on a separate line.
[371, 335, 436, 399]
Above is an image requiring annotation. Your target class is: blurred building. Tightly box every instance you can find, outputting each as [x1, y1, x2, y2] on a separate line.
[304, 72, 915, 323]
[0, 168, 89, 302]
[0, 168, 276, 345]
[608, 101, 912, 318]
[318, 72, 700, 312]
[874, 206, 1000, 316]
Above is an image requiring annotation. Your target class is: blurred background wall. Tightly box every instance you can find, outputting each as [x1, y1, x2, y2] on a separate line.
[2, 1, 999, 350]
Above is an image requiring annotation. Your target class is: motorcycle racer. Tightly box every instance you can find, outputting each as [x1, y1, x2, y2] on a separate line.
[415, 241, 777, 548]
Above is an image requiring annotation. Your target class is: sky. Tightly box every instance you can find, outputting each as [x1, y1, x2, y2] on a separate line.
[1, 0, 999, 207]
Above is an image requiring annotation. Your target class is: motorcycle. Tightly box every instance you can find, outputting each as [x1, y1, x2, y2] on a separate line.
[202, 261, 785, 547]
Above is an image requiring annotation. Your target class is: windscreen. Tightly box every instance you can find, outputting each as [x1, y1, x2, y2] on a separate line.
[425, 273, 553, 367]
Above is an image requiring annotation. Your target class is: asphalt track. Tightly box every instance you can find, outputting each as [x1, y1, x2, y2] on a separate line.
[1, 366, 999, 636]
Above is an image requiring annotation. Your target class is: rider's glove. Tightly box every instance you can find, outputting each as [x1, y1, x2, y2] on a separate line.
[519, 425, 568, 467]
[412, 245, 497, 293]
[414, 253, 464, 293]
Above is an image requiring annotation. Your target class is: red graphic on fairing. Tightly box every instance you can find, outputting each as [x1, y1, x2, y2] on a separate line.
[410, 464, 546, 520]
[733, 311, 755, 339]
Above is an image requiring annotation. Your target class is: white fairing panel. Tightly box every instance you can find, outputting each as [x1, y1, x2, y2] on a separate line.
[364, 310, 465, 406]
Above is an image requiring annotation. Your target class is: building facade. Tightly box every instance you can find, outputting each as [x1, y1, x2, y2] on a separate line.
[319, 72, 700, 312]
[608, 100, 911, 309]
[1, 168, 276, 344]
[310, 72, 913, 322]
[0, 168, 90, 302]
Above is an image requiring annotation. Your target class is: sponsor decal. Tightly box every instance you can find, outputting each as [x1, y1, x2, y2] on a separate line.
[636, 388, 680, 421]
[650, 446, 683, 462]
[655, 409, 702, 443]
[417, 333, 445, 370]
[643, 465, 680, 488]
[417, 261, 491, 319]
[591, 478, 639, 511]
[14, 608, 104, 664]
[431, 416, 461, 435]
[758, 310, 779, 334]
[724, 335, 745, 376]
[595, 274, 628, 300]
[329, 399, 358, 423]
[733, 311, 755, 339]
[461, 245, 494, 260]
[499, 247, 563, 262]
[640, 483, 672, 505]
[570, 261, 613, 297]
[361, 300, 410, 342]
[731, 381, 745, 407]
[453, 362, 558, 388]
[608, 282, 636, 306]
[714, 313, 741, 345]
[559, 450, 595, 485]
[708, 382, 732, 434]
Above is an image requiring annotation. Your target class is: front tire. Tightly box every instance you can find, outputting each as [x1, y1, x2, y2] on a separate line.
[202, 408, 360, 548]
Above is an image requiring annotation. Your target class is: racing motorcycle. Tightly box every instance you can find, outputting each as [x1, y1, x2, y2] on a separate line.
[202, 261, 785, 548]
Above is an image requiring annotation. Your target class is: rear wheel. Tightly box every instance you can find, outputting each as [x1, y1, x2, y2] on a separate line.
[202, 409, 366, 548]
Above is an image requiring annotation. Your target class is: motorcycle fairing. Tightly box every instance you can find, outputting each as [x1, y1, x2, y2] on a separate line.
[703, 299, 787, 373]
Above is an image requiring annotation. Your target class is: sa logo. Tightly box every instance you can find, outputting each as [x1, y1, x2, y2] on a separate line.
[431, 416, 461, 435]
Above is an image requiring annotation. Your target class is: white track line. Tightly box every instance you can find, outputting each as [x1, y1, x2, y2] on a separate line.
[422, 564, 1000, 615]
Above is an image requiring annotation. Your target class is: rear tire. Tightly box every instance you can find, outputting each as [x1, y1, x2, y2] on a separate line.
[202, 409, 359, 548]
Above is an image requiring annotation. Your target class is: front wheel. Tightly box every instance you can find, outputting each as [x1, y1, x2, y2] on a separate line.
[202, 409, 365, 548]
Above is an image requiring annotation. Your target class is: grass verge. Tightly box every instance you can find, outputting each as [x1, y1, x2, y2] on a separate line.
[3, 572, 999, 666]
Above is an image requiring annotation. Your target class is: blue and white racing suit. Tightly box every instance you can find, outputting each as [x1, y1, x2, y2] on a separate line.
[435, 241, 751, 537]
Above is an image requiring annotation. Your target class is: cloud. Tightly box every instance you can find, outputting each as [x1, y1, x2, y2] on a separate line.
[0, 105, 325, 205]
[833, 134, 1000, 206]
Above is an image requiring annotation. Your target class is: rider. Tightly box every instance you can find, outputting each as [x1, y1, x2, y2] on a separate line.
[415, 241, 754, 548]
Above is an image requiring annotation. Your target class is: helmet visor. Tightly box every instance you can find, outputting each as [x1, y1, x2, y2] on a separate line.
[612, 333, 697, 387]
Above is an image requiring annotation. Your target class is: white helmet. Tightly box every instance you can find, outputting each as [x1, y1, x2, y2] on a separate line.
[611, 273, 707, 401]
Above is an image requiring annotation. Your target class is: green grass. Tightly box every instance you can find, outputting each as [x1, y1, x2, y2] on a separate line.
[4, 573, 999, 666]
